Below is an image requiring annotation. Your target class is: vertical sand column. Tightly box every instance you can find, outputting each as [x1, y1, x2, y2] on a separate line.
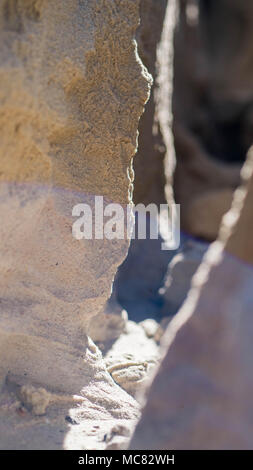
[0, 0, 151, 449]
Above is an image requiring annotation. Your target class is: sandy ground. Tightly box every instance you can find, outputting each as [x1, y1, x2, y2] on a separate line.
[0, 317, 163, 450]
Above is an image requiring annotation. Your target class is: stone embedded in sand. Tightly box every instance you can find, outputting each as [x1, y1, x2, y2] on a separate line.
[129, 149, 253, 450]
[0, 0, 151, 449]
[140, 318, 159, 339]
[18, 385, 51, 416]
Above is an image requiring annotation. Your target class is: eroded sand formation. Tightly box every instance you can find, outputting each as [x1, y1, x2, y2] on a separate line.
[1, 0, 253, 452]
[159, 0, 253, 318]
[130, 149, 253, 450]
[0, 0, 152, 449]
[172, 0, 253, 241]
